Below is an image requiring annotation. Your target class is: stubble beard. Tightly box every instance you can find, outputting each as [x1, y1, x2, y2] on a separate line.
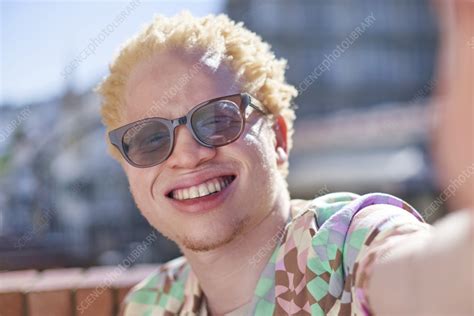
[178, 215, 251, 252]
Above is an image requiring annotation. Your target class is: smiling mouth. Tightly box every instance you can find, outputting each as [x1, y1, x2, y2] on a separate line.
[167, 175, 237, 201]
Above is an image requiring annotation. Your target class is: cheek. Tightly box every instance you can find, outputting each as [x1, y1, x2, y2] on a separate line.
[231, 121, 278, 187]
[124, 167, 156, 210]
[233, 122, 282, 214]
[241, 120, 275, 165]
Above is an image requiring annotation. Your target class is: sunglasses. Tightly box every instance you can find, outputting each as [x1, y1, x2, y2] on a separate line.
[109, 93, 269, 168]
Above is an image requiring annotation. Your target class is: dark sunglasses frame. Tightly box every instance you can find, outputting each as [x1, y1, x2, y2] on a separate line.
[109, 92, 269, 168]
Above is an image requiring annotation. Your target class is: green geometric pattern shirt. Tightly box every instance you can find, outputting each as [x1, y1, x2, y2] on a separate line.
[122, 192, 427, 315]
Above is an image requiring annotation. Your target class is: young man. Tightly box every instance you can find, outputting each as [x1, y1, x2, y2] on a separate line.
[97, 12, 430, 315]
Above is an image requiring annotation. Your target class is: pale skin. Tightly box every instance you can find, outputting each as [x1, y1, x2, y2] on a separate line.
[431, 0, 474, 213]
[121, 50, 291, 315]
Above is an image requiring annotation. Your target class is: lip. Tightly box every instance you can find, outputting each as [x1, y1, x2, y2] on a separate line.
[166, 175, 237, 214]
[164, 169, 238, 198]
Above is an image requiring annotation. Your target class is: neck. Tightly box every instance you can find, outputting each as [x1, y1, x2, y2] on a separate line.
[180, 189, 291, 315]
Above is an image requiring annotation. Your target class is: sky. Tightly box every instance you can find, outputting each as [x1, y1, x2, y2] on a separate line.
[0, 0, 225, 106]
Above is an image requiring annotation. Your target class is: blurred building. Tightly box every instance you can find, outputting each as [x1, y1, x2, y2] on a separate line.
[227, 0, 438, 115]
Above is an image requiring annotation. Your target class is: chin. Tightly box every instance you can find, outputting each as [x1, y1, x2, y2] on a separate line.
[175, 215, 250, 252]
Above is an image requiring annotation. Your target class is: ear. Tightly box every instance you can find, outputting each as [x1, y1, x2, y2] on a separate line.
[272, 115, 288, 165]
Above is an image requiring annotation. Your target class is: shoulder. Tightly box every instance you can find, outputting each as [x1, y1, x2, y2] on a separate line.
[287, 192, 428, 313]
[121, 256, 189, 316]
[307, 191, 424, 228]
[289, 191, 427, 276]
[305, 192, 427, 260]
[273, 192, 426, 314]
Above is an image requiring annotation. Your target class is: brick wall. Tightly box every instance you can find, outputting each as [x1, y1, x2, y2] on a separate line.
[0, 265, 158, 316]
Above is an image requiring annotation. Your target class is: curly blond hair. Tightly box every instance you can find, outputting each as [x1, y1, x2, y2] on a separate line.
[96, 11, 297, 178]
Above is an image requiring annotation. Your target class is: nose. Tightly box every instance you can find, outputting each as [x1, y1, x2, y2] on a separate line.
[165, 125, 216, 169]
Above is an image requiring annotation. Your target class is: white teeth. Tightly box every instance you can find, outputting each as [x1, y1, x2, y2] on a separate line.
[189, 187, 199, 199]
[198, 184, 210, 196]
[182, 189, 189, 200]
[207, 182, 216, 193]
[214, 179, 221, 192]
[171, 176, 233, 201]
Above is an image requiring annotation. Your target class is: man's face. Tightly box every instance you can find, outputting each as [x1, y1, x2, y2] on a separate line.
[121, 50, 285, 252]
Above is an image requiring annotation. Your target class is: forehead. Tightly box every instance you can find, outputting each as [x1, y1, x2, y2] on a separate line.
[124, 50, 240, 122]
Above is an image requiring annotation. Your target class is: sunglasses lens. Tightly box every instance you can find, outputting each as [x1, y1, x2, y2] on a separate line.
[192, 100, 243, 146]
[123, 120, 171, 166]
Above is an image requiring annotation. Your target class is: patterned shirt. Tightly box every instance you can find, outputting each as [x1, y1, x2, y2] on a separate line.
[121, 192, 429, 315]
